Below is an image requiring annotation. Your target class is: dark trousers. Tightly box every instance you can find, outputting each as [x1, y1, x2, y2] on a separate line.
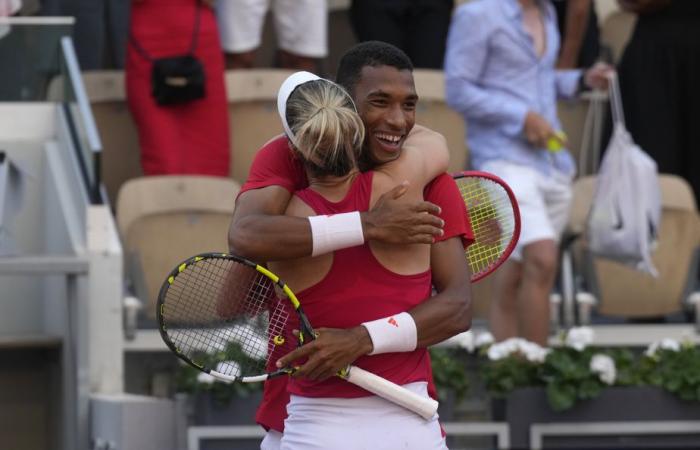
[350, 0, 453, 69]
[41, 0, 130, 69]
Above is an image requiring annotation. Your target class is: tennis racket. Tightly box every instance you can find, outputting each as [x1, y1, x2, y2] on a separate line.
[157, 253, 439, 420]
[453, 171, 521, 282]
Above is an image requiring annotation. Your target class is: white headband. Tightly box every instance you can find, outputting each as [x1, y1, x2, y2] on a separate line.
[277, 71, 358, 147]
[277, 71, 321, 147]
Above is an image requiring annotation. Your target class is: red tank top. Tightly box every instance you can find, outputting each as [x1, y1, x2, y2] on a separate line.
[286, 171, 432, 398]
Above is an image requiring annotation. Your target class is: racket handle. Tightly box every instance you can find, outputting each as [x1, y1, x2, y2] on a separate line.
[344, 365, 439, 420]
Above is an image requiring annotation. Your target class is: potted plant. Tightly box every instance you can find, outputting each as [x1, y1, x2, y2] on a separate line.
[175, 342, 264, 426]
[476, 327, 700, 447]
[429, 347, 471, 420]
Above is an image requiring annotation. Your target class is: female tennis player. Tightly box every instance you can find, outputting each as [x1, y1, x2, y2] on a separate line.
[270, 72, 449, 449]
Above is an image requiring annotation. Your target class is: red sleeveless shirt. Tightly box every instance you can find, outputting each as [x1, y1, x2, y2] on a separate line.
[287, 171, 432, 399]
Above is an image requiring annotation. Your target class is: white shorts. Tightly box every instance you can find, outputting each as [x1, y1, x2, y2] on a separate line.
[480, 160, 573, 261]
[261, 429, 282, 450]
[215, 0, 328, 57]
[280, 382, 447, 450]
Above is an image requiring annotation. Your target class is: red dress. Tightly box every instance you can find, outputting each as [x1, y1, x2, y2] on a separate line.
[126, 0, 229, 176]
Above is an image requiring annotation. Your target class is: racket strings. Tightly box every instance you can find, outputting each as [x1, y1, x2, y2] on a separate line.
[458, 177, 515, 275]
[161, 257, 290, 379]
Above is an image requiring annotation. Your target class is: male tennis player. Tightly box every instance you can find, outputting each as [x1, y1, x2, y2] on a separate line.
[228, 41, 473, 449]
[270, 73, 449, 448]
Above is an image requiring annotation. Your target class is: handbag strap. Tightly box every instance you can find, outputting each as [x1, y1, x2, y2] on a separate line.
[579, 90, 607, 175]
[608, 71, 626, 128]
[129, 0, 202, 62]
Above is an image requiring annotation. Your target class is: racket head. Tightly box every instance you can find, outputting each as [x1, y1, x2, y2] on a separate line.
[452, 171, 521, 282]
[156, 253, 300, 382]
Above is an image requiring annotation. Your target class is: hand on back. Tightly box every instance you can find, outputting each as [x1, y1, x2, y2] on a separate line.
[363, 182, 444, 245]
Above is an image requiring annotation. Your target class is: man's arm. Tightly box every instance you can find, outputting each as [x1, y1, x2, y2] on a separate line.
[229, 182, 445, 261]
[557, 0, 591, 69]
[412, 237, 472, 347]
[228, 185, 311, 259]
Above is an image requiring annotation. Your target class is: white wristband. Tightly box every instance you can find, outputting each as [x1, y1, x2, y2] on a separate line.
[362, 312, 417, 355]
[308, 211, 364, 257]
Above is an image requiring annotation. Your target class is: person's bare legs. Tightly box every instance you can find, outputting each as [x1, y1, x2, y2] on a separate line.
[226, 50, 256, 69]
[489, 259, 522, 341]
[518, 239, 558, 346]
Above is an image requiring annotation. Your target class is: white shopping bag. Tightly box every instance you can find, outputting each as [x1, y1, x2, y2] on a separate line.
[587, 73, 661, 276]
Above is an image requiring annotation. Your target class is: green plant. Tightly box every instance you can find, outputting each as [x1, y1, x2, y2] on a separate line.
[475, 329, 698, 412]
[639, 342, 700, 402]
[480, 352, 541, 396]
[175, 341, 263, 406]
[539, 347, 636, 411]
[429, 347, 470, 403]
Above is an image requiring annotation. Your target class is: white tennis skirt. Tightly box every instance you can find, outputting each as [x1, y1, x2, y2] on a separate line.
[280, 381, 447, 450]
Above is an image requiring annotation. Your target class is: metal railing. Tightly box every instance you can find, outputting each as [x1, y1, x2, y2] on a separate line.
[0, 256, 90, 450]
[0, 17, 103, 204]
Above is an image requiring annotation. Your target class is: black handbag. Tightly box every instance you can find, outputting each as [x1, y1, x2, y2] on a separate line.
[130, 2, 206, 106]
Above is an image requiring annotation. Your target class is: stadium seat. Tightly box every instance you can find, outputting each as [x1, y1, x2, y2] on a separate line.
[224, 69, 295, 184]
[562, 174, 700, 326]
[77, 70, 293, 204]
[72, 69, 471, 207]
[115, 175, 240, 323]
[79, 71, 143, 205]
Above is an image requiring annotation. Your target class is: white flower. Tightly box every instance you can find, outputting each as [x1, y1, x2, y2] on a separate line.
[660, 338, 681, 351]
[590, 354, 616, 385]
[645, 338, 681, 357]
[475, 331, 495, 348]
[456, 330, 475, 352]
[519, 341, 550, 363]
[487, 338, 517, 360]
[486, 343, 508, 361]
[486, 337, 550, 363]
[219, 325, 269, 360]
[565, 326, 594, 351]
[196, 372, 216, 384]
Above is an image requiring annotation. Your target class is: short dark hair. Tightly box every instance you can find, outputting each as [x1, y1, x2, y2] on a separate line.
[336, 41, 414, 94]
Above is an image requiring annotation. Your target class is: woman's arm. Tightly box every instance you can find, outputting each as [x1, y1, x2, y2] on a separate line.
[557, 0, 592, 69]
[617, 0, 671, 14]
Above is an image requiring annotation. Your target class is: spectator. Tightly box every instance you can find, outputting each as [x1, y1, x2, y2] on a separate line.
[552, 0, 601, 68]
[215, 0, 327, 71]
[126, 0, 230, 176]
[616, 0, 700, 202]
[349, 0, 453, 69]
[39, 0, 129, 69]
[271, 74, 448, 450]
[445, 0, 610, 345]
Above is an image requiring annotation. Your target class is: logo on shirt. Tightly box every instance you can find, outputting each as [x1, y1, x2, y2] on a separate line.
[388, 317, 399, 327]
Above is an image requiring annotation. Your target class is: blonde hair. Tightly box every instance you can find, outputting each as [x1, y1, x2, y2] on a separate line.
[286, 80, 365, 177]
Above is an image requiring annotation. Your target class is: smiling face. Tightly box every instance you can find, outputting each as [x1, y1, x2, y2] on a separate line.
[351, 65, 417, 167]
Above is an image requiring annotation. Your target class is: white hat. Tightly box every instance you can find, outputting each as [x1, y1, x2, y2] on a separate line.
[277, 71, 321, 146]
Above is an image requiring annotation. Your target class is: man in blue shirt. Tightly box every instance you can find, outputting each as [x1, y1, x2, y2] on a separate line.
[444, 0, 610, 345]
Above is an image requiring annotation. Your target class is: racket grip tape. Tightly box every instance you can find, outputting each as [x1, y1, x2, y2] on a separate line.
[344, 366, 438, 420]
